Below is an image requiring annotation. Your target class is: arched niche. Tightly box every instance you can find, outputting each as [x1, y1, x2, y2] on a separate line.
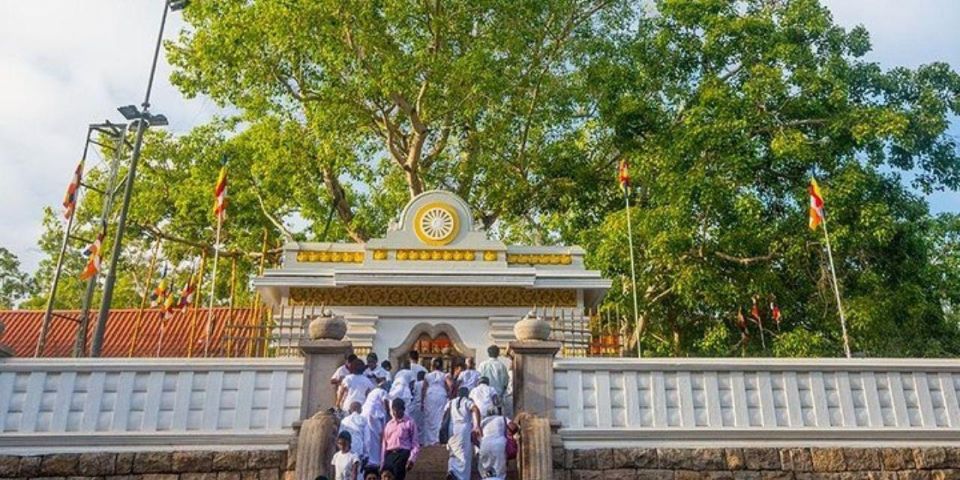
[387, 322, 476, 372]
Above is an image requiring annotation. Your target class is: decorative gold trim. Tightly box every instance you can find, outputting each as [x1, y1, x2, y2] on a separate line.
[392, 249, 479, 261]
[413, 202, 460, 246]
[290, 286, 577, 307]
[483, 251, 498, 261]
[373, 250, 388, 260]
[507, 253, 573, 265]
[296, 251, 364, 263]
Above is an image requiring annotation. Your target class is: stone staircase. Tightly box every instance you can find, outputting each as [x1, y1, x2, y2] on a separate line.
[404, 445, 519, 480]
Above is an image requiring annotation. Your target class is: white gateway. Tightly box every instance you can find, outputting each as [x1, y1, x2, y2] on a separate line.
[254, 190, 610, 366]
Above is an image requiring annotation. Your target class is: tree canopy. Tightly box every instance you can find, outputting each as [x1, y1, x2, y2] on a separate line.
[25, 0, 960, 357]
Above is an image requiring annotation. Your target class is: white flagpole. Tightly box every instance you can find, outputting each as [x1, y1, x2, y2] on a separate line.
[203, 215, 223, 357]
[820, 214, 852, 358]
[623, 188, 642, 357]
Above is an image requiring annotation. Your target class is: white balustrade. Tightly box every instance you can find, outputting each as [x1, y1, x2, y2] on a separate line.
[0, 358, 303, 453]
[554, 358, 960, 448]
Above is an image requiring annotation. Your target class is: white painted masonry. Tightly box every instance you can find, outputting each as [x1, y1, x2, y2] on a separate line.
[0, 358, 302, 453]
[554, 358, 960, 448]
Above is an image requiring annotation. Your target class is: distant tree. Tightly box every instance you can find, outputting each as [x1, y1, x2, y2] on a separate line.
[0, 247, 36, 309]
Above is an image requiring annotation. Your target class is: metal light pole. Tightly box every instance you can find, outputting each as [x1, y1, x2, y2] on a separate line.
[91, 0, 182, 356]
[35, 122, 126, 357]
[74, 123, 130, 356]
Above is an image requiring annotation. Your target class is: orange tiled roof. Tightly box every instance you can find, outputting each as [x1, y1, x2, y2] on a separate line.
[0, 307, 262, 357]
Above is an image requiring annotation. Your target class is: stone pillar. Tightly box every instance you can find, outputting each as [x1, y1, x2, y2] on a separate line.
[508, 311, 560, 480]
[299, 339, 352, 420]
[295, 410, 339, 480]
[298, 309, 352, 420]
[509, 340, 561, 418]
[518, 415, 553, 480]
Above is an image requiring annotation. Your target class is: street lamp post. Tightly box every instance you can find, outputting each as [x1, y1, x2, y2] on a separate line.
[90, 0, 184, 356]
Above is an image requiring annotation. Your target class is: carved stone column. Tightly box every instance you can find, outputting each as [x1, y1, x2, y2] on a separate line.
[298, 310, 352, 420]
[299, 339, 352, 420]
[295, 410, 339, 480]
[508, 310, 560, 418]
[508, 310, 560, 480]
[518, 415, 553, 480]
[509, 340, 561, 418]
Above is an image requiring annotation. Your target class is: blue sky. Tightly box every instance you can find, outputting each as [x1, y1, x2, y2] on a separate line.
[0, 0, 957, 273]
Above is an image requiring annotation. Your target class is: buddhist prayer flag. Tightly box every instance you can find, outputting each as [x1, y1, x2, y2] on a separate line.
[809, 178, 824, 230]
[177, 274, 197, 310]
[162, 289, 177, 320]
[750, 299, 762, 326]
[62, 160, 83, 219]
[735, 307, 748, 334]
[618, 160, 630, 191]
[213, 163, 228, 221]
[150, 266, 169, 308]
[771, 301, 782, 328]
[79, 222, 106, 281]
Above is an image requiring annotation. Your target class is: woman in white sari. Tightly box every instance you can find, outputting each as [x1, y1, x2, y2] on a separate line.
[446, 387, 481, 480]
[478, 407, 514, 480]
[360, 383, 389, 470]
[421, 358, 449, 445]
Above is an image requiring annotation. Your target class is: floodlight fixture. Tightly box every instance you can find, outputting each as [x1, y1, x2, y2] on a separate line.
[147, 113, 169, 126]
[117, 105, 140, 120]
[169, 0, 189, 11]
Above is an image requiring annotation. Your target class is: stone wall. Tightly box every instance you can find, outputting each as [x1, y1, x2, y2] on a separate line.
[0, 450, 294, 480]
[553, 447, 960, 479]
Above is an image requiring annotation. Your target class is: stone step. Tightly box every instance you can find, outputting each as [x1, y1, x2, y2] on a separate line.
[402, 444, 518, 480]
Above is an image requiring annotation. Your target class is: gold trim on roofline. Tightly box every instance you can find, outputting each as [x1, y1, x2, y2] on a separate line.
[290, 286, 578, 307]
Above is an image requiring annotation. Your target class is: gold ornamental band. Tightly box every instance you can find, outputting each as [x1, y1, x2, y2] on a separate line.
[289, 286, 577, 307]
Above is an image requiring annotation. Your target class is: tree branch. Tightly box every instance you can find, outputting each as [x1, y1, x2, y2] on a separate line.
[136, 223, 281, 260]
[253, 187, 295, 242]
[713, 251, 776, 265]
[321, 164, 370, 242]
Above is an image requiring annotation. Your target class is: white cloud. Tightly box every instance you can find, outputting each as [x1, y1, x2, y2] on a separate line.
[0, 1, 218, 273]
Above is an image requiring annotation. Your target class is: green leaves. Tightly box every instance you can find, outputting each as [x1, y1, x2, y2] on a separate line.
[584, 0, 960, 357]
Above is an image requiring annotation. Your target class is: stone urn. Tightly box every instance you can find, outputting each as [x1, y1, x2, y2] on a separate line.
[514, 309, 551, 341]
[307, 308, 347, 340]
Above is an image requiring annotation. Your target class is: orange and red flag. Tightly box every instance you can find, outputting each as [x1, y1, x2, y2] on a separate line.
[809, 179, 824, 230]
[79, 222, 106, 281]
[213, 164, 228, 221]
[618, 160, 630, 191]
[62, 160, 84, 220]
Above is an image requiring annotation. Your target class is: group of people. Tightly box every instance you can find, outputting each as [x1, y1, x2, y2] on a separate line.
[328, 346, 516, 480]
